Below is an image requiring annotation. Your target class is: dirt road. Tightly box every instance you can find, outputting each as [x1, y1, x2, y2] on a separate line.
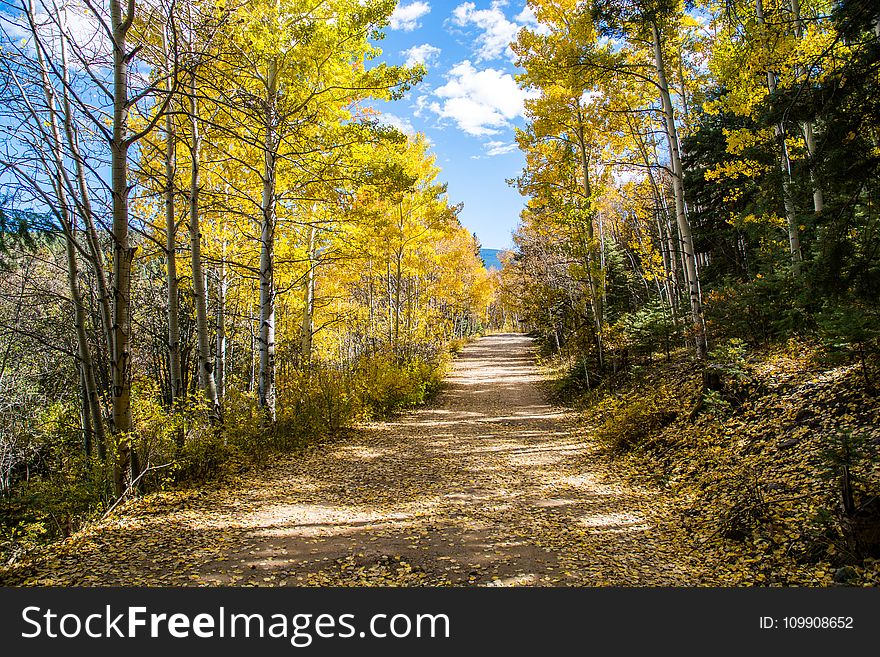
[11, 334, 709, 586]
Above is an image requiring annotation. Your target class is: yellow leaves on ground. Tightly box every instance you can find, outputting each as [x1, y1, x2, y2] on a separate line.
[582, 339, 880, 587]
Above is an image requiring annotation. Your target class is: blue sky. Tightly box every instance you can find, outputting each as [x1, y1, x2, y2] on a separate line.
[369, 1, 544, 250]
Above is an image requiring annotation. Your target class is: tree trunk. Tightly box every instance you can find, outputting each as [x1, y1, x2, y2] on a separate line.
[755, 0, 802, 274]
[215, 256, 227, 401]
[387, 258, 393, 346]
[111, 0, 137, 493]
[64, 226, 105, 462]
[49, 106, 105, 461]
[300, 223, 316, 368]
[52, 10, 114, 369]
[162, 27, 183, 413]
[188, 75, 219, 414]
[367, 258, 376, 352]
[652, 196, 673, 307]
[78, 369, 93, 457]
[652, 21, 706, 359]
[259, 57, 278, 422]
[790, 0, 824, 214]
[630, 111, 680, 316]
[574, 105, 604, 370]
[249, 293, 256, 393]
[33, 8, 107, 461]
[393, 203, 405, 356]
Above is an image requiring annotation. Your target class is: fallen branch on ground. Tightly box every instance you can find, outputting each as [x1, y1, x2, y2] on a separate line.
[101, 462, 174, 521]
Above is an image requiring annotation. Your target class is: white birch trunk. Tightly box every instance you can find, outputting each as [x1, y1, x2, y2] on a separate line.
[162, 26, 183, 409]
[188, 71, 219, 413]
[35, 56, 106, 461]
[258, 57, 278, 421]
[110, 0, 138, 493]
[574, 104, 604, 369]
[215, 251, 227, 401]
[756, 0, 802, 273]
[56, 17, 113, 370]
[652, 21, 707, 358]
[300, 223, 316, 368]
[790, 0, 824, 213]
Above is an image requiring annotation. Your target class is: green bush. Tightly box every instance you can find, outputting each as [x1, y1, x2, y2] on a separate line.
[704, 274, 809, 344]
[174, 430, 235, 482]
[816, 301, 880, 387]
[613, 300, 679, 361]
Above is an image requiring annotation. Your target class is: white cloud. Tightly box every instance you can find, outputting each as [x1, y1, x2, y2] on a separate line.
[428, 60, 537, 137]
[401, 43, 441, 68]
[381, 112, 416, 136]
[451, 1, 521, 62]
[484, 141, 518, 156]
[515, 5, 535, 24]
[470, 140, 518, 159]
[413, 94, 433, 118]
[389, 1, 431, 31]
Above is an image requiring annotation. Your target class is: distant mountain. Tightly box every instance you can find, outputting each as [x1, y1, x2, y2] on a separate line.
[479, 248, 506, 271]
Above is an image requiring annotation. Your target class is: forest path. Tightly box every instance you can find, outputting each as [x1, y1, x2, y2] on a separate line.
[14, 334, 712, 586]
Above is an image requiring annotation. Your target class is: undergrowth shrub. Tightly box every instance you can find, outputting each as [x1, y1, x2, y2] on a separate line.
[0, 402, 112, 562]
[597, 383, 682, 453]
[1, 349, 452, 565]
[447, 338, 468, 355]
[699, 338, 761, 414]
[611, 300, 679, 363]
[695, 453, 769, 541]
[130, 353, 449, 485]
[550, 357, 606, 403]
[704, 275, 809, 344]
[813, 430, 880, 559]
[131, 380, 233, 483]
[816, 301, 880, 388]
[172, 424, 236, 482]
[355, 354, 446, 417]
[276, 366, 356, 446]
